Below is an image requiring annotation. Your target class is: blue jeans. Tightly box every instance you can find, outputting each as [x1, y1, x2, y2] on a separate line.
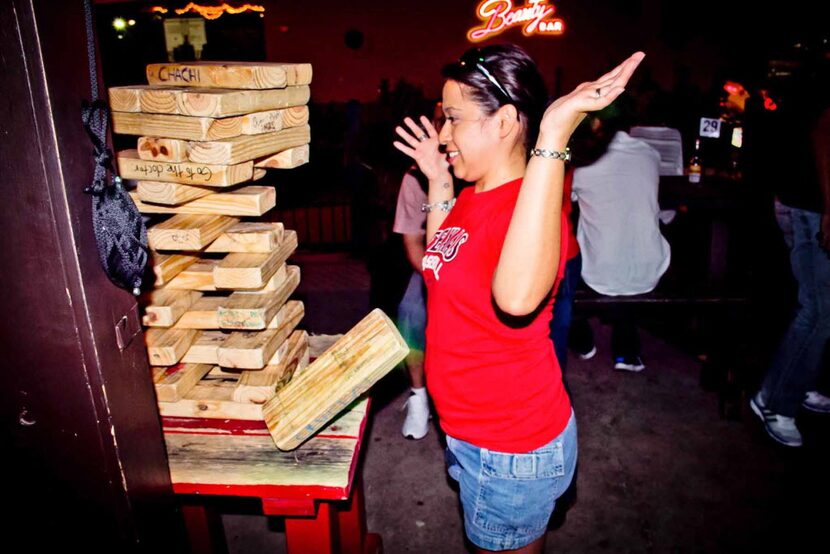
[445, 412, 578, 551]
[550, 254, 582, 371]
[760, 203, 830, 417]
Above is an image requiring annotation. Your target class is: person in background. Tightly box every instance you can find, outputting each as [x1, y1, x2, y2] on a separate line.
[393, 103, 447, 440]
[393, 43, 644, 552]
[569, 96, 671, 372]
[549, 166, 581, 372]
[749, 59, 830, 447]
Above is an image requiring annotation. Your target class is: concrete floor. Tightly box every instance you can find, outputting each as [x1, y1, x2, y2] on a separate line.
[219, 252, 829, 553]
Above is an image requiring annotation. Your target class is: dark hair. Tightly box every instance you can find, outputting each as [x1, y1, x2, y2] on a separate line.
[442, 44, 549, 154]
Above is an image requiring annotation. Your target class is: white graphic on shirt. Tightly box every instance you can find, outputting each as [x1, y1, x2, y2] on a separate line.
[422, 226, 469, 281]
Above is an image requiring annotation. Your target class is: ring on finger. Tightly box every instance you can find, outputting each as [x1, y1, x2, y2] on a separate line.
[417, 134, 428, 142]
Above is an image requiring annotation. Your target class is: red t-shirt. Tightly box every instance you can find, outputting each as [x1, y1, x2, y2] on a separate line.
[422, 177, 572, 453]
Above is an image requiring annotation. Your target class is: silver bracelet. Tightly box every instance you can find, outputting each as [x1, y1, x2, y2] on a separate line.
[421, 198, 456, 213]
[529, 147, 571, 162]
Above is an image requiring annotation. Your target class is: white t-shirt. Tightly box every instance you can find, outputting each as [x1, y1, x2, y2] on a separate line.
[393, 172, 427, 236]
[572, 131, 671, 296]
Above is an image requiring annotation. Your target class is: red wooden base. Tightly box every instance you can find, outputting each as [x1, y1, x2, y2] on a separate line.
[182, 475, 381, 554]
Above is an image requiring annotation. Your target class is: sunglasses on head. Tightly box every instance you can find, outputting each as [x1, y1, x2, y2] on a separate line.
[459, 49, 514, 104]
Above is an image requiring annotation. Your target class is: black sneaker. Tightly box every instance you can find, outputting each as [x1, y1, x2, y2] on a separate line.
[614, 355, 645, 372]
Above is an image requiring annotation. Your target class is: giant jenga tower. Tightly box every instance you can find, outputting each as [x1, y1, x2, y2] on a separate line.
[111, 62, 408, 450]
[111, 62, 312, 420]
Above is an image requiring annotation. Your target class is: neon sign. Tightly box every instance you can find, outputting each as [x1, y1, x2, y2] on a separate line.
[467, 0, 565, 42]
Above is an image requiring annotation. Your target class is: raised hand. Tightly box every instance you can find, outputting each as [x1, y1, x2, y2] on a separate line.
[392, 115, 450, 181]
[539, 52, 646, 145]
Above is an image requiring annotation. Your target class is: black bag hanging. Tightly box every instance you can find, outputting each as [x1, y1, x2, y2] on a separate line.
[81, 0, 148, 295]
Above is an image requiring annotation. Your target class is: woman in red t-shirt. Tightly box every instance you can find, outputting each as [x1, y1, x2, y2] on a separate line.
[392, 44, 645, 553]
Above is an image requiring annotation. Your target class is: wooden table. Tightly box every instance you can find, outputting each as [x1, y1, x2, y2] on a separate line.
[163, 395, 381, 553]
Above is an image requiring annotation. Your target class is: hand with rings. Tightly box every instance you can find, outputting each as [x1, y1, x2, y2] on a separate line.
[539, 51, 646, 145]
[392, 115, 450, 181]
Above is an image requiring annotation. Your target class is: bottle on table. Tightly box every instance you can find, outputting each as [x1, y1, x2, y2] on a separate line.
[688, 138, 702, 184]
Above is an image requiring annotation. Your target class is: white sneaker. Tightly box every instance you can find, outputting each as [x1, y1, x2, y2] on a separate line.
[401, 391, 430, 440]
[750, 393, 802, 447]
[802, 391, 830, 414]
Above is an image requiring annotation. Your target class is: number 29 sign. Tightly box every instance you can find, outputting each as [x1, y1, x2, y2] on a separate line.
[699, 117, 722, 139]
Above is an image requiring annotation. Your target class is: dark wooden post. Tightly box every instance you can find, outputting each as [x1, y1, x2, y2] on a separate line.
[0, 1, 186, 549]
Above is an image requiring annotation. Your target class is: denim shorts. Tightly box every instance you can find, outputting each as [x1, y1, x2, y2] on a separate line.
[445, 411, 578, 551]
[396, 271, 426, 352]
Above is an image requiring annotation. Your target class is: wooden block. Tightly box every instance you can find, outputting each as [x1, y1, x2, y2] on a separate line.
[157, 372, 265, 420]
[218, 265, 300, 329]
[142, 289, 202, 327]
[139, 85, 311, 118]
[206, 222, 284, 253]
[150, 252, 198, 286]
[146, 62, 313, 89]
[176, 297, 225, 329]
[113, 106, 309, 141]
[148, 214, 239, 251]
[216, 301, 302, 370]
[137, 137, 188, 162]
[255, 144, 309, 169]
[165, 259, 221, 291]
[213, 230, 297, 289]
[253, 168, 266, 181]
[117, 149, 253, 187]
[188, 125, 311, 165]
[182, 331, 229, 364]
[146, 327, 198, 366]
[152, 363, 213, 402]
[137, 181, 214, 206]
[109, 85, 166, 112]
[130, 186, 275, 217]
[263, 309, 409, 450]
[234, 330, 309, 404]
[238, 264, 288, 294]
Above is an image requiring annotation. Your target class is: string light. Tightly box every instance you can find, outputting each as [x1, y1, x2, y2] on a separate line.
[174, 3, 265, 20]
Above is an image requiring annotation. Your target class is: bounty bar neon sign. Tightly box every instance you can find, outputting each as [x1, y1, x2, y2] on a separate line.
[467, 0, 565, 42]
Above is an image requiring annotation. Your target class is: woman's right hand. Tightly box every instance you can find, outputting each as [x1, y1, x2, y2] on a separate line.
[392, 115, 450, 181]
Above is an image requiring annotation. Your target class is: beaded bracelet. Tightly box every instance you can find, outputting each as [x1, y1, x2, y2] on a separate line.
[529, 147, 571, 162]
[421, 198, 456, 213]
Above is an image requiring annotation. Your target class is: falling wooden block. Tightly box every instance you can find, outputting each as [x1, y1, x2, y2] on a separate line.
[152, 363, 213, 402]
[140, 86, 311, 118]
[150, 252, 198, 286]
[182, 331, 229, 364]
[187, 125, 311, 165]
[175, 297, 225, 329]
[233, 330, 309, 404]
[142, 289, 202, 327]
[213, 231, 297, 289]
[165, 259, 222, 291]
[216, 301, 303, 369]
[112, 106, 310, 141]
[117, 149, 253, 187]
[218, 266, 300, 329]
[255, 144, 309, 169]
[148, 214, 239, 251]
[130, 186, 275, 217]
[146, 62, 313, 89]
[206, 222, 285, 253]
[263, 309, 409, 450]
[137, 181, 214, 206]
[146, 327, 199, 366]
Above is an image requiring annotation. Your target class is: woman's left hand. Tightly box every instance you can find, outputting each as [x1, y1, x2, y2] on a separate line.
[538, 52, 646, 146]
